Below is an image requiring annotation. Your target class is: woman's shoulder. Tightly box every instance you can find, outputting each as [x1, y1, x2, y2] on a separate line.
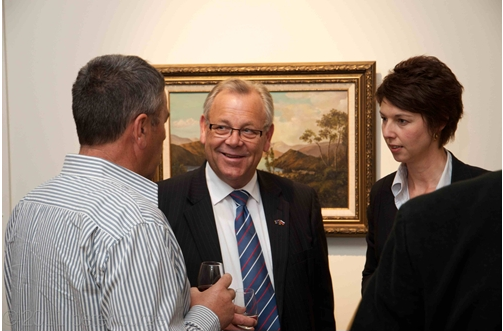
[450, 152, 489, 181]
[371, 172, 397, 193]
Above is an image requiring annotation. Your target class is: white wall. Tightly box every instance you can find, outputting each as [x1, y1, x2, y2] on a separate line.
[3, 0, 501, 330]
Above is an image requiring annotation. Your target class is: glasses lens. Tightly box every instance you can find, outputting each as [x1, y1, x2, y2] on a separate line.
[210, 124, 261, 141]
[211, 125, 230, 136]
[240, 130, 258, 140]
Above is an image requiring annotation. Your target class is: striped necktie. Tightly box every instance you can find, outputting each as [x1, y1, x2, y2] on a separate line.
[230, 190, 281, 331]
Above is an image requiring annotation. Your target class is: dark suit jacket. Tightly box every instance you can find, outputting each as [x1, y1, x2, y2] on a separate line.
[351, 170, 502, 331]
[158, 164, 336, 331]
[361, 153, 487, 293]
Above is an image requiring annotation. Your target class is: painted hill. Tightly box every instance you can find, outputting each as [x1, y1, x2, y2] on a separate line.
[272, 149, 323, 171]
[181, 141, 205, 158]
[170, 141, 205, 167]
[298, 141, 340, 157]
[272, 140, 342, 158]
[272, 141, 308, 154]
[171, 134, 197, 145]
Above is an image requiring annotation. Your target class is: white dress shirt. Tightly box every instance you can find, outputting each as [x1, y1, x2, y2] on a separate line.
[205, 163, 275, 291]
[392, 150, 453, 209]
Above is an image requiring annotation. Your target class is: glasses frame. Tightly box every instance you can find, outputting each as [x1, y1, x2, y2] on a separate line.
[208, 123, 263, 141]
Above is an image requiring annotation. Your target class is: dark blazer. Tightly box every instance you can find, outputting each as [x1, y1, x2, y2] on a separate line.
[158, 164, 336, 331]
[361, 153, 487, 293]
[351, 171, 502, 331]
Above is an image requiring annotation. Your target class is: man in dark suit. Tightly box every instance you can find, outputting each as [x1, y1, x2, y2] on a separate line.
[158, 79, 336, 331]
[351, 170, 502, 331]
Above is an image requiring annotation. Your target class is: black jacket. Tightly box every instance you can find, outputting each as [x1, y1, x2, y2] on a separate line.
[362, 153, 487, 293]
[158, 164, 336, 331]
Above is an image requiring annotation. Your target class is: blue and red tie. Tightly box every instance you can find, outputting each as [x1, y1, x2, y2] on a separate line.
[230, 190, 281, 331]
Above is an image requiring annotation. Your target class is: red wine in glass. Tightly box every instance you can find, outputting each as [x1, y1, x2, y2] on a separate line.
[197, 261, 224, 291]
[197, 284, 212, 292]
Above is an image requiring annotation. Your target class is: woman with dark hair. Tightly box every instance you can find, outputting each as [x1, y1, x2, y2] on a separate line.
[361, 55, 487, 293]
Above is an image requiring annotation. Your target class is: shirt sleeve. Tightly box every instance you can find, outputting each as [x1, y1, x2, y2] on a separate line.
[97, 221, 220, 331]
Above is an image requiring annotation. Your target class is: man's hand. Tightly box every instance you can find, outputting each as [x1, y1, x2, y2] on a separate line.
[223, 309, 258, 330]
[190, 273, 236, 329]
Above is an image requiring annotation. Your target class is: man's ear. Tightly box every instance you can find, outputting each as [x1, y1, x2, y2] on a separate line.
[133, 113, 149, 148]
[199, 115, 207, 144]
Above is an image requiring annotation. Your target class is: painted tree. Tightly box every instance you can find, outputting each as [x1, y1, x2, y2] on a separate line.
[299, 109, 348, 170]
[263, 147, 276, 174]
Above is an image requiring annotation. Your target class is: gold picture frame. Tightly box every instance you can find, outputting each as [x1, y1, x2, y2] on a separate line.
[153, 62, 376, 236]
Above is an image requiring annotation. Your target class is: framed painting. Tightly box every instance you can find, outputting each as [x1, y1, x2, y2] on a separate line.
[152, 62, 376, 236]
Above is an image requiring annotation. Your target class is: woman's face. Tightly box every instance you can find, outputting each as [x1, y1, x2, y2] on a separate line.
[380, 98, 438, 165]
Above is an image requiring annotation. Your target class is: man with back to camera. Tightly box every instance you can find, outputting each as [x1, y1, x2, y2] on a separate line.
[158, 78, 336, 331]
[351, 170, 502, 331]
[4, 54, 242, 330]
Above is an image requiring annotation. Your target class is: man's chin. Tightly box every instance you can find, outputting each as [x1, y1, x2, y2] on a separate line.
[220, 170, 250, 188]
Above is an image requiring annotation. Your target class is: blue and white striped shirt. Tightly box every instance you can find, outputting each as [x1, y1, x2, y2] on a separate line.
[4, 154, 219, 331]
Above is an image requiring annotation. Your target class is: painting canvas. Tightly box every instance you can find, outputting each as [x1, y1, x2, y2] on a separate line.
[154, 62, 376, 236]
[169, 90, 350, 209]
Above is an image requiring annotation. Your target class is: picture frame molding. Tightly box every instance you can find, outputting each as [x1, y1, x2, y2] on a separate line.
[153, 61, 376, 237]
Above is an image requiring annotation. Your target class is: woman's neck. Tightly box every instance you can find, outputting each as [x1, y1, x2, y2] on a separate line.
[406, 148, 448, 198]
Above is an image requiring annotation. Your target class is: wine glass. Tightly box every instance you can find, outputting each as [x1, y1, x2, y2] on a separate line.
[233, 288, 258, 330]
[197, 261, 224, 291]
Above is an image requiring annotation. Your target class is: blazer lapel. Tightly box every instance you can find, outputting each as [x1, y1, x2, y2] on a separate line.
[451, 152, 473, 182]
[258, 171, 289, 320]
[184, 165, 223, 262]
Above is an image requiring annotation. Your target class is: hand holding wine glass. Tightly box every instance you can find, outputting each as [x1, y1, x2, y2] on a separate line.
[197, 261, 224, 291]
[233, 288, 258, 330]
[190, 273, 236, 330]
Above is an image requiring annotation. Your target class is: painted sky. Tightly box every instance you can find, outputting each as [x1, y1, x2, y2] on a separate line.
[272, 91, 347, 146]
[170, 92, 207, 140]
[169, 90, 348, 146]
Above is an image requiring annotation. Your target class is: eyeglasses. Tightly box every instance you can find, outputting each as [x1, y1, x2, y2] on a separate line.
[209, 124, 263, 141]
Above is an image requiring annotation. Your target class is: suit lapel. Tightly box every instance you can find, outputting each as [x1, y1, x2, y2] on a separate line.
[184, 165, 223, 262]
[451, 153, 472, 182]
[258, 171, 289, 319]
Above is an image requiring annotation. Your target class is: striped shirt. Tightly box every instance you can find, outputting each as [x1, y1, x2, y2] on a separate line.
[4, 154, 220, 331]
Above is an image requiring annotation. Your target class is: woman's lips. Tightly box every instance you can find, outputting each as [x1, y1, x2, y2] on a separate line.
[388, 145, 402, 153]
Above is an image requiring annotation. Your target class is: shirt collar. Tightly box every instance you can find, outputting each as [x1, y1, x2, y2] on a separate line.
[436, 150, 452, 189]
[391, 163, 409, 207]
[391, 149, 453, 209]
[205, 163, 260, 205]
[61, 154, 158, 205]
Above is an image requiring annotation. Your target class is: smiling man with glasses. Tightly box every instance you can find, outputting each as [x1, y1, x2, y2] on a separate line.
[200, 82, 274, 190]
[158, 78, 336, 331]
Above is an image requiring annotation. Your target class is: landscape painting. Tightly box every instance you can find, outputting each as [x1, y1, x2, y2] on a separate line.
[169, 90, 349, 209]
[154, 61, 376, 236]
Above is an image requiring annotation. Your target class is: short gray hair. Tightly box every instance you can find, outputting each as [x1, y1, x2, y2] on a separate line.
[203, 79, 274, 130]
[72, 54, 165, 145]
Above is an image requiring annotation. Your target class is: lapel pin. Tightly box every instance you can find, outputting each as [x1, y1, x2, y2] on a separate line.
[274, 219, 285, 226]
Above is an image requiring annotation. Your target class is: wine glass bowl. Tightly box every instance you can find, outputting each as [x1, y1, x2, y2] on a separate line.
[197, 261, 224, 291]
[234, 288, 258, 330]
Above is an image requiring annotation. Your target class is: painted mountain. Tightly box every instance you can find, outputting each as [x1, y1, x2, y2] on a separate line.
[170, 139, 206, 176]
[169, 135, 348, 208]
